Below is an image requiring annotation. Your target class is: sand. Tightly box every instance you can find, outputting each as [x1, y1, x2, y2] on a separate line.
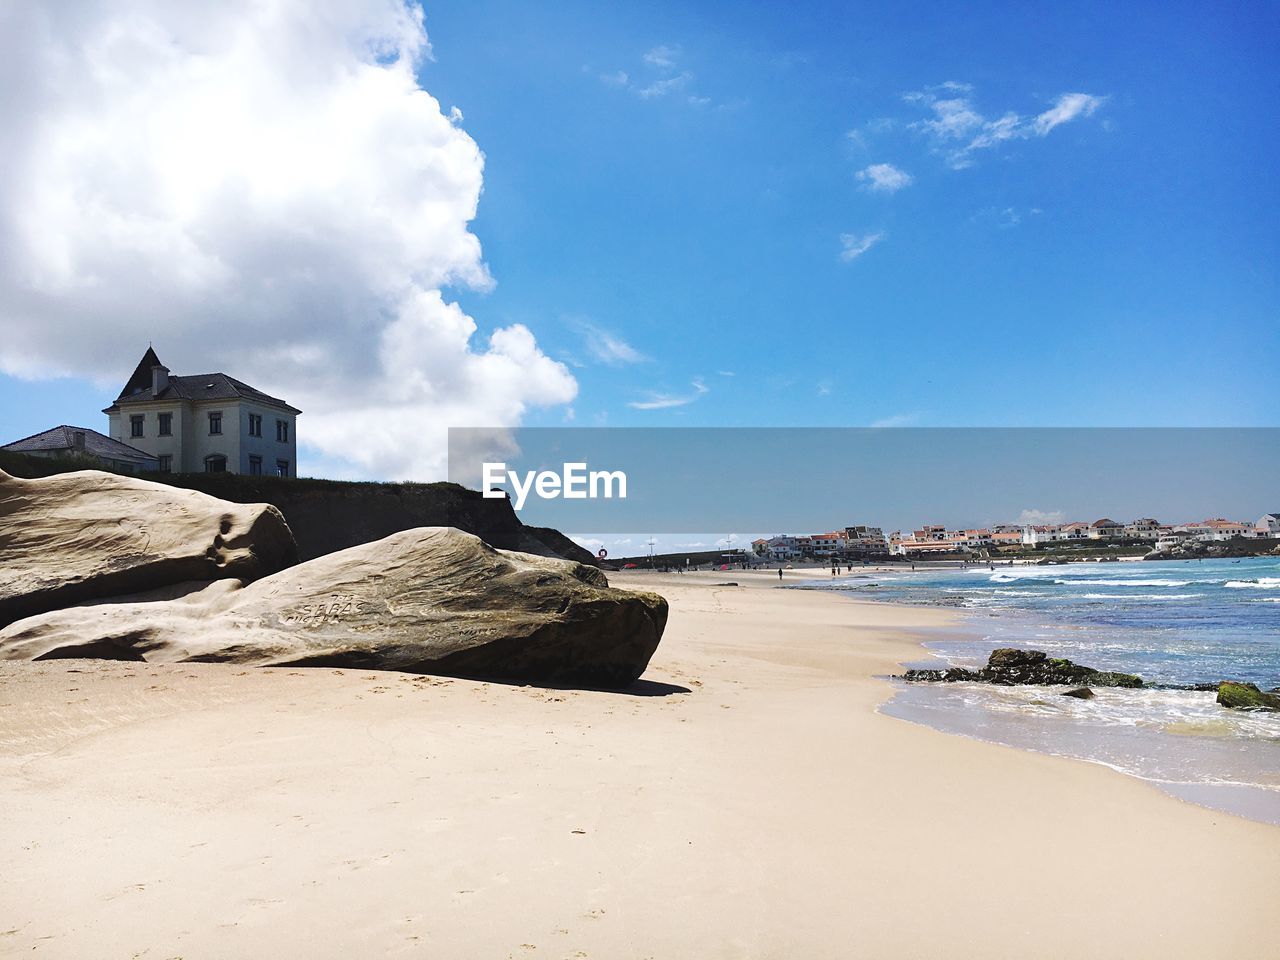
[1, 569, 1277, 959]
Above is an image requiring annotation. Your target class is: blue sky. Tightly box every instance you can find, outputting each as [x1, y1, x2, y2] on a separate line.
[1, 0, 1277, 466]
[426, 0, 1279, 428]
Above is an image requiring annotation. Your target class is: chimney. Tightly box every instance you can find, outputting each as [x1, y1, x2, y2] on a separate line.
[151, 364, 169, 395]
[72, 430, 86, 452]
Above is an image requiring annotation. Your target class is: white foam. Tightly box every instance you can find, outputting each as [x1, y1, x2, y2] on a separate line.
[1076, 593, 1204, 600]
[1052, 578, 1193, 587]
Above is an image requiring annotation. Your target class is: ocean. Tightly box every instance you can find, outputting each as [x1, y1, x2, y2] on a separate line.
[805, 556, 1280, 823]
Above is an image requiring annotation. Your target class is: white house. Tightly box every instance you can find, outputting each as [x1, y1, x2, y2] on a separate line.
[1256, 513, 1280, 538]
[1123, 518, 1167, 540]
[103, 347, 301, 476]
[1087, 518, 1125, 539]
[1174, 519, 1254, 541]
[754, 535, 802, 560]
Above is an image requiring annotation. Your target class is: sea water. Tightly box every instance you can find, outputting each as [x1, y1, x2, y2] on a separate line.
[806, 557, 1280, 823]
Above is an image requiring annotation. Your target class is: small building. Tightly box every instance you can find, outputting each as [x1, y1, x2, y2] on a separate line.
[1256, 513, 1280, 538]
[2, 425, 159, 473]
[755, 535, 802, 560]
[1087, 518, 1125, 539]
[1123, 518, 1166, 540]
[103, 347, 301, 476]
[843, 525, 889, 557]
[1174, 519, 1254, 541]
[1022, 524, 1060, 546]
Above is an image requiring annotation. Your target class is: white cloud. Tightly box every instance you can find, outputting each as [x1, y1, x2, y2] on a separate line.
[576, 321, 648, 365]
[869, 412, 920, 428]
[0, 1, 576, 480]
[637, 72, 692, 99]
[643, 45, 679, 69]
[856, 162, 913, 193]
[1033, 92, 1104, 135]
[906, 84, 1105, 168]
[602, 42, 708, 105]
[628, 378, 709, 410]
[839, 231, 885, 262]
[1017, 508, 1066, 526]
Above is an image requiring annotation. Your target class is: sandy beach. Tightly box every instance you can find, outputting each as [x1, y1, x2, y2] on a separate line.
[2, 569, 1278, 959]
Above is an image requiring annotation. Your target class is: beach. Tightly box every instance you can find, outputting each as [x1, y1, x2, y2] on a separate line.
[2, 569, 1278, 959]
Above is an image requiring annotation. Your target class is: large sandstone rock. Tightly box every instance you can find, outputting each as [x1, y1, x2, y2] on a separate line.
[0, 468, 297, 628]
[0, 527, 668, 688]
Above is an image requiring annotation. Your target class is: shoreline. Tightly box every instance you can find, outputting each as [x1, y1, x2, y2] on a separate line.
[2, 569, 1279, 957]
[783, 566, 1280, 825]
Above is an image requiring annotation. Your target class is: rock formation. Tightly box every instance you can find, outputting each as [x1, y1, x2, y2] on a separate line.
[0, 527, 668, 688]
[1216, 681, 1280, 711]
[0, 467, 296, 628]
[901, 648, 1144, 688]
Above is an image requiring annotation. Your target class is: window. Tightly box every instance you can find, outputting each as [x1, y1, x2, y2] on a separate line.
[276, 459, 289, 478]
[208, 412, 222, 435]
[249, 455, 262, 476]
[248, 413, 262, 437]
[276, 419, 289, 443]
[158, 455, 172, 473]
[204, 455, 227, 473]
[158, 412, 172, 436]
[130, 414, 144, 438]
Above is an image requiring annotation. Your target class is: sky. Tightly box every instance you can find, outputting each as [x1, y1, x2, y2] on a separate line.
[1, 0, 1277, 484]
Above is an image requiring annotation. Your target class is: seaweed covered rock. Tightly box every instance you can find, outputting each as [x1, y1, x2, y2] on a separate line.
[0, 527, 667, 688]
[0, 467, 296, 628]
[902, 648, 1143, 688]
[1217, 681, 1280, 711]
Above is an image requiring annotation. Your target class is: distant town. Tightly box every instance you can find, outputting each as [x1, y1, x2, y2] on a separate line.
[752, 515, 1280, 561]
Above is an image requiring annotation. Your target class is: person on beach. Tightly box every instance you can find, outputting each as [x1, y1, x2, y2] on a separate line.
[778, 567, 783, 581]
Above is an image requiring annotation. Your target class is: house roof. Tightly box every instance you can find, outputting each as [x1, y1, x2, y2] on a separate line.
[2, 425, 157, 464]
[104, 349, 301, 414]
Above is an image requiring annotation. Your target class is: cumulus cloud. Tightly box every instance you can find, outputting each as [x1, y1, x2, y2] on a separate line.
[628, 378, 709, 410]
[856, 162, 913, 193]
[839, 232, 885, 262]
[905, 84, 1105, 168]
[0, 0, 576, 480]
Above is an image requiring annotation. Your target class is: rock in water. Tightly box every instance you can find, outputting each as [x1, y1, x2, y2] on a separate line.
[0, 528, 668, 688]
[1061, 687, 1095, 700]
[901, 648, 1143, 688]
[1217, 681, 1280, 711]
[0, 468, 296, 628]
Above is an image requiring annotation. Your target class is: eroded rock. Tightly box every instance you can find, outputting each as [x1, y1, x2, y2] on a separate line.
[0, 468, 296, 628]
[0, 527, 668, 688]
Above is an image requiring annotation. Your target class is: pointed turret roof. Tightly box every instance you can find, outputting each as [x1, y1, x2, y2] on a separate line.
[117, 347, 164, 400]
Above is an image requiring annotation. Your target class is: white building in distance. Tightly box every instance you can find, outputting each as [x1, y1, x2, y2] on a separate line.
[103, 347, 300, 476]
